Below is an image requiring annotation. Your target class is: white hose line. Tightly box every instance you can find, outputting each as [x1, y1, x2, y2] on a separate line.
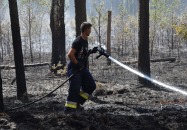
[108, 56, 187, 96]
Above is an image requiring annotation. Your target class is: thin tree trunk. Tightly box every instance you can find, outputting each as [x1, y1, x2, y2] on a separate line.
[122, 39, 124, 56]
[161, 29, 164, 46]
[132, 31, 136, 56]
[106, 11, 112, 65]
[7, 29, 11, 57]
[39, 16, 43, 63]
[0, 22, 3, 62]
[151, 0, 158, 56]
[150, 33, 156, 56]
[166, 29, 171, 56]
[125, 37, 127, 54]
[177, 38, 181, 60]
[0, 70, 4, 111]
[8, 0, 27, 99]
[28, 0, 33, 63]
[171, 12, 174, 51]
[98, 12, 101, 45]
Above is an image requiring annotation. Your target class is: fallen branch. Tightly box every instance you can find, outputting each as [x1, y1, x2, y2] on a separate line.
[122, 57, 176, 65]
[0, 62, 50, 70]
[150, 57, 176, 63]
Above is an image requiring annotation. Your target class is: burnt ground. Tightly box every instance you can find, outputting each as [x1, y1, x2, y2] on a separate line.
[1, 51, 187, 130]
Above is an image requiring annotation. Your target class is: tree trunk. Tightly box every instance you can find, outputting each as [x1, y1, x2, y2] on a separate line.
[39, 15, 44, 63]
[74, 0, 87, 37]
[0, 70, 4, 111]
[122, 39, 124, 56]
[171, 12, 174, 51]
[138, 0, 151, 85]
[50, 0, 66, 70]
[28, 0, 34, 63]
[98, 12, 101, 45]
[132, 31, 136, 56]
[74, 0, 88, 68]
[177, 38, 181, 60]
[106, 11, 112, 65]
[8, 0, 27, 99]
[0, 22, 3, 62]
[7, 29, 11, 57]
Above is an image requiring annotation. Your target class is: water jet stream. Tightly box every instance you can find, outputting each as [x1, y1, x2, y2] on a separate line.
[108, 56, 187, 96]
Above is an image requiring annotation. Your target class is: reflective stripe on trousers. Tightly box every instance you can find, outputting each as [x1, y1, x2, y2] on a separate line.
[80, 90, 90, 100]
[65, 101, 77, 109]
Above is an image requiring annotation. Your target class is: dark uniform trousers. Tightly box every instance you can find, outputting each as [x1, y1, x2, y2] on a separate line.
[65, 62, 96, 109]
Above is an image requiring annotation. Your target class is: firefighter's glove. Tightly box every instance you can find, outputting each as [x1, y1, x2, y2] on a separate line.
[88, 47, 98, 55]
[91, 47, 98, 53]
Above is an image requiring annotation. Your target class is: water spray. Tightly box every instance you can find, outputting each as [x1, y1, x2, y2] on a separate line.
[96, 47, 187, 96]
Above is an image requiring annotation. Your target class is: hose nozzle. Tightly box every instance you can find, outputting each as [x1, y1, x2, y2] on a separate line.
[96, 46, 110, 59]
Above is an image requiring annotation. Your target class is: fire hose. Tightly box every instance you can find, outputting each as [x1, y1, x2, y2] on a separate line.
[5, 72, 78, 112]
[4, 47, 187, 112]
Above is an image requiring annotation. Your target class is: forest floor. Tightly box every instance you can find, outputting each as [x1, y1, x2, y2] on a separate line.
[1, 50, 187, 130]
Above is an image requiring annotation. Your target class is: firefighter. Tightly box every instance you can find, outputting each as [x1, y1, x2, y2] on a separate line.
[64, 22, 98, 114]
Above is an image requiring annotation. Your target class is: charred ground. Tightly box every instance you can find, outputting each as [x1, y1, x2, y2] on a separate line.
[1, 51, 187, 130]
